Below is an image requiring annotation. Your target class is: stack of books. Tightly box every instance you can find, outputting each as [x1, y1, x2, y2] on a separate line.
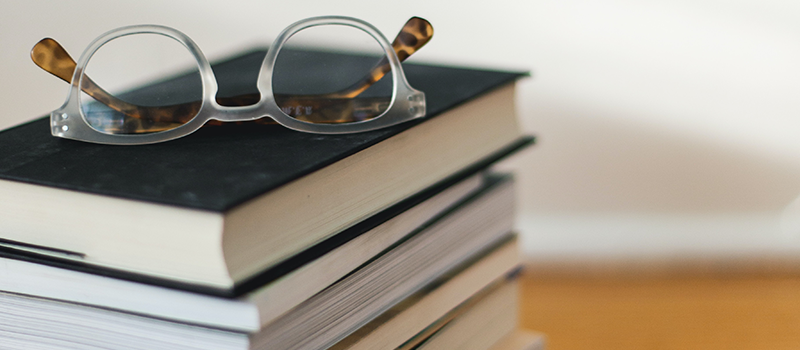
[0, 49, 542, 350]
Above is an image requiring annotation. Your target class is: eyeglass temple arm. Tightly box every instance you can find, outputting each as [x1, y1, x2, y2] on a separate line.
[31, 38, 201, 125]
[30, 17, 433, 123]
[322, 16, 433, 99]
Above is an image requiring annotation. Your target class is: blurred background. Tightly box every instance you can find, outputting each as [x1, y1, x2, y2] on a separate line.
[2, 0, 800, 349]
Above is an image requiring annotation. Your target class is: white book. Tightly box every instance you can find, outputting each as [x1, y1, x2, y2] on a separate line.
[415, 278, 519, 350]
[333, 258, 520, 350]
[0, 173, 487, 332]
[0, 175, 517, 349]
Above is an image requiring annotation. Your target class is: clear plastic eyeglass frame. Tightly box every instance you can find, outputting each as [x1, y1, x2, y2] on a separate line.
[46, 16, 429, 145]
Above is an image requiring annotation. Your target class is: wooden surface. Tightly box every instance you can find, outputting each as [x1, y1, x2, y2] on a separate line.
[519, 267, 800, 350]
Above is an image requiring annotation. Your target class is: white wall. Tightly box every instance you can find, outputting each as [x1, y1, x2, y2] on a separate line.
[2, 0, 800, 260]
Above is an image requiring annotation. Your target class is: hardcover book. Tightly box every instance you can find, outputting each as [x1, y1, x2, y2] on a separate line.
[0, 48, 532, 294]
[0, 176, 520, 349]
[0, 172, 500, 332]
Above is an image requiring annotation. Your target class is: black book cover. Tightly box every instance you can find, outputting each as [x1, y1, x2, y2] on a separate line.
[0, 50, 528, 212]
[0, 49, 534, 296]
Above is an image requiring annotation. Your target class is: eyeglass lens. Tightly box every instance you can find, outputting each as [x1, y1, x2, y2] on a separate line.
[80, 33, 204, 135]
[272, 24, 394, 124]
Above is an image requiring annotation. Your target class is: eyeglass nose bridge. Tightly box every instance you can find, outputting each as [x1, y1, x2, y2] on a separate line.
[207, 102, 272, 122]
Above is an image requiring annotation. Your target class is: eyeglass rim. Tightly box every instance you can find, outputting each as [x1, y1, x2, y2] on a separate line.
[51, 16, 426, 145]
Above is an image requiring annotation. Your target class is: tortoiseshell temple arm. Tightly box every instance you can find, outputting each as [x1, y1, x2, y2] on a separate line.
[30, 17, 433, 128]
[31, 38, 202, 126]
[323, 16, 434, 99]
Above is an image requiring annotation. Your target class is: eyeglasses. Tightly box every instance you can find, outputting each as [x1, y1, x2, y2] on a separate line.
[31, 16, 433, 145]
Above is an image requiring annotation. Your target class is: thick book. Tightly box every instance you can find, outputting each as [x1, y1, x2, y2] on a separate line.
[0, 180, 519, 349]
[333, 258, 520, 350]
[0, 172, 493, 332]
[250, 191, 517, 349]
[410, 276, 519, 350]
[0, 49, 531, 293]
